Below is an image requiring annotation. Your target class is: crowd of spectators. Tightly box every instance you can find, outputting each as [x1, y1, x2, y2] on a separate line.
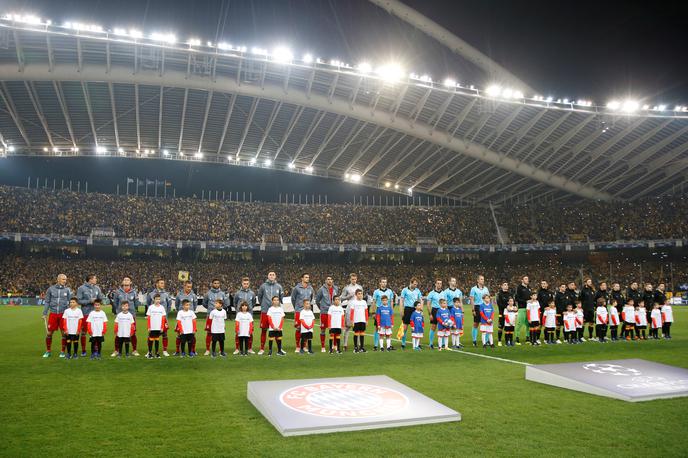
[0, 186, 686, 245]
[2, 253, 685, 298]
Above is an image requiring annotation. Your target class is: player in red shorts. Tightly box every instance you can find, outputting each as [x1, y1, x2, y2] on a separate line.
[315, 275, 338, 352]
[42, 274, 73, 358]
[256, 271, 283, 355]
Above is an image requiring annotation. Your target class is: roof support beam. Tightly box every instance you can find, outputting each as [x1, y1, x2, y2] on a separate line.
[584, 119, 673, 187]
[217, 94, 236, 154]
[12, 63, 613, 200]
[377, 137, 425, 179]
[80, 82, 99, 146]
[274, 106, 303, 161]
[24, 81, 54, 147]
[362, 132, 408, 176]
[13, 30, 24, 72]
[134, 83, 141, 150]
[630, 160, 688, 199]
[255, 101, 281, 158]
[178, 88, 189, 151]
[425, 158, 478, 192]
[345, 128, 392, 174]
[516, 112, 570, 163]
[197, 90, 214, 153]
[292, 111, 327, 163]
[613, 143, 688, 197]
[485, 106, 522, 150]
[534, 114, 595, 166]
[326, 121, 367, 170]
[108, 83, 120, 148]
[395, 143, 440, 184]
[0, 82, 32, 147]
[235, 97, 258, 158]
[53, 82, 76, 147]
[46, 35, 54, 72]
[311, 115, 348, 166]
[367, 0, 535, 93]
[157, 86, 163, 149]
[566, 118, 646, 182]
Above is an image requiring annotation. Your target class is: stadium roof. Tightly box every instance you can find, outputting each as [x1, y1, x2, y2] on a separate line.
[0, 17, 687, 204]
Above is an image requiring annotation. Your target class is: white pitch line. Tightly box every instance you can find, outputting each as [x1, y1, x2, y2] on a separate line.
[286, 318, 531, 366]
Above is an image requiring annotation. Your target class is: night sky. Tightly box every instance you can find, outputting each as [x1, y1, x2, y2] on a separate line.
[4, 0, 687, 105]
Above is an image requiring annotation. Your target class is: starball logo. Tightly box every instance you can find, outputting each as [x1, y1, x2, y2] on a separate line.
[280, 382, 409, 418]
[582, 363, 642, 377]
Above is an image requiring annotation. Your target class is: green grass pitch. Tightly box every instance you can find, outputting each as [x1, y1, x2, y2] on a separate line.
[1, 306, 687, 457]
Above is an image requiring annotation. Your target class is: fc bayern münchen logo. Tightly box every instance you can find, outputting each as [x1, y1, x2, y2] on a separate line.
[582, 363, 642, 376]
[280, 382, 409, 418]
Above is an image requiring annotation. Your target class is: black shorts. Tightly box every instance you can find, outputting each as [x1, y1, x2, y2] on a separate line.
[89, 336, 104, 343]
[583, 309, 594, 323]
[301, 331, 313, 340]
[498, 310, 506, 329]
[402, 307, 414, 325]
[180, 333, 195, 342]
[211, 333, 225, 342]
[268, 330, 283, 338]
[430, 308, 438, 325]
[67, 334, 78, 341]
[504, 325, 515, 333]
[528, 320, 540, 328]
[473, 306, 481, 324]
[149, 330, 162, 338]
[556, 314, 564, 326]
[353, 322, 366, 332]
[330, 328, 342, 336]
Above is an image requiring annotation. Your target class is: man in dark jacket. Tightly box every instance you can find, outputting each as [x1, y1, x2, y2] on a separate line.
[642, 283, 655, 323]
[495, 282, 512, 346]
[579, 278, 596, 339]
[514, 276, 531, 344]
[554, 283, 568, 343]
[537, 281, 554, 341]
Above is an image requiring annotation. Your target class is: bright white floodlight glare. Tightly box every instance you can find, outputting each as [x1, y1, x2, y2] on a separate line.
[485, 84, 501, 97]
[501, 88, 513, 98]
[8, 146, 15, 152]
[657, 104, 667, 111]
[607, 100, 621, 111]
[163, 149, 170, 156]
[96, 146, 106, 154]
[218, 42, 231, 50]
[302, 53, 313, 63]
[350, 173, 361, 182]
[357, 62, 372, 73]
[117, 147, 124, 153]
[188, 38, 201, 47]
[376, 63, 404, 82]
[443, 78, 456, 88]
[407, 187, 413, 194]
[288, 162, 296, 169]
[272, 46, 293, 63]
[305, 165, 314, 173]
[394, 184, 399, 190]
[128, 29, 142, 39]
[621, 100, 640, 113]
[250, 157, 257, 165]
[384, 181, 391, 188]
[113, 28, 127, 36]
[195, 152, 203, 158]
[151, 32, 176, 44]
[264, 159, 272, 166]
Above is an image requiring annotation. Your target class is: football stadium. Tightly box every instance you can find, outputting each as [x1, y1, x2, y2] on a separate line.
[1, 0, 687, 456]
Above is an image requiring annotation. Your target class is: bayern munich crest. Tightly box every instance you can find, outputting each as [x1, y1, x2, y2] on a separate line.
[280, 382, 409, 418]
[248, 375, 461, 436]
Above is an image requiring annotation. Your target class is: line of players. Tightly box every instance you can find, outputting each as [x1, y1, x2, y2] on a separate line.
[41, 271, 676, 358]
